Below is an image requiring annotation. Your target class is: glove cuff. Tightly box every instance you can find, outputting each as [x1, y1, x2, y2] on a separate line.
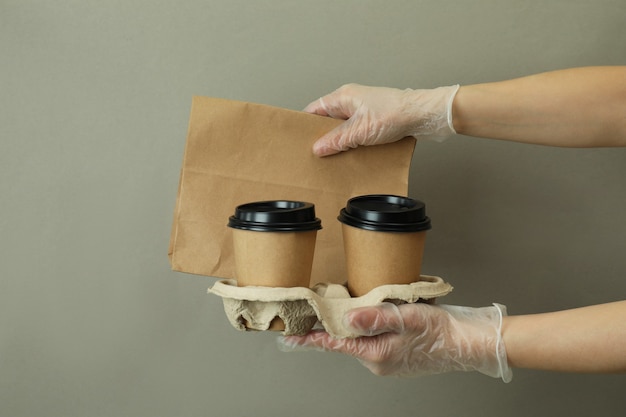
[410, 84, 461, 142]
[492, 303, 514, 383]
[446, 84, 461, 134]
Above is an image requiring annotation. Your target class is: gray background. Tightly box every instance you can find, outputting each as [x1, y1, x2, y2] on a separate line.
[1, 1, 625, 416]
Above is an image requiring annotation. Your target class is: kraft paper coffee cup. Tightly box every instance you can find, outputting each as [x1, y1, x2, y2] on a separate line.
[228, 200, 322, 289]
[338, 195, 431, 297]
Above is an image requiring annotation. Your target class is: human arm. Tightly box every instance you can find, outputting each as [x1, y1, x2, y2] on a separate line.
[502, 300, 626, 373]
[305, 66, 626, 156]
[453, 66, 626, 148]
[278, 301, 626, 380]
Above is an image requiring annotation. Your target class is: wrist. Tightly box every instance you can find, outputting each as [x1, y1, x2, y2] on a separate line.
[404, 85, 460, 138]
[450, 85, 469, 135]
[491, 303, 514, 382]
[442, 303, 513, 382]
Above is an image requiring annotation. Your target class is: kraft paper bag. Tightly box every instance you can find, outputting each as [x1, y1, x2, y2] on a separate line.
[168, 96, 416, 285]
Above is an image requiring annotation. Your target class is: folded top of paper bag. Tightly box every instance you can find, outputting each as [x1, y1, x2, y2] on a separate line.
[169, 96, 416, 285]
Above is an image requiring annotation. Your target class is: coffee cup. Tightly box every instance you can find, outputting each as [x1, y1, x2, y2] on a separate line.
[228, 200, 322, 289]
[338, 194, 431, 297]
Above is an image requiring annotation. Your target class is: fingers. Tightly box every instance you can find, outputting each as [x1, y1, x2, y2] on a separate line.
[311, 124, 355, 157]
[312, 139, 339, 157]
[303, 97, 330, 116]
[343, 303, 405, 336]
[312, 109, 377, 157]
[303, 84, 359, 118]
[277, 331, 371, 357]
[276, 304, 404, 353]
[277, 330, 331, 353]
[304, 85, 363, 157]
[277, 304, 415, 374]
[279, 331, 402, 376]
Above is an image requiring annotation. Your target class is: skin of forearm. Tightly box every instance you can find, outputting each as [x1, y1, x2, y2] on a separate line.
[501, 301, 626, 373]
[452, 66, 626, 147]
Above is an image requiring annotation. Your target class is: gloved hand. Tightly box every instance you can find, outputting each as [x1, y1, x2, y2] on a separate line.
[304, 83, 460, 156]
[278, 302, 513, 382]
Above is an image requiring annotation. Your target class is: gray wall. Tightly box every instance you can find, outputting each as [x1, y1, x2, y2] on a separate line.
[2, 1, 625, 416]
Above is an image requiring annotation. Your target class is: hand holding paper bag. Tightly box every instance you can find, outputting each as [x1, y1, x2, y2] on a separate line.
[304, 83, 459, 157]
[169, 96, 417, 285]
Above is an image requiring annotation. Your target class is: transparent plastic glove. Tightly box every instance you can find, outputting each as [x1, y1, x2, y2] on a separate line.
[304, 83, 460, 156]
[278, 302, 513, 382]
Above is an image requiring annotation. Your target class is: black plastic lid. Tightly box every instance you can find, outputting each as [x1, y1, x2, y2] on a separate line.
[338, 194, 431, 232]
[228, 200, 322, 232]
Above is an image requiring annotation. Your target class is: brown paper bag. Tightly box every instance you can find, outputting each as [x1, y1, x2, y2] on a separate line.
[168, 96, 416, 285]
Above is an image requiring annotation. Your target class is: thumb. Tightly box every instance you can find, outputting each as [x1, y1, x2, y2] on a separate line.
[312, 123, 353, 157]
[313, 115, 370, 157]
[303, 97, 330, 116]
[312, 133, 342, 157]
[343, 303, 405, 336]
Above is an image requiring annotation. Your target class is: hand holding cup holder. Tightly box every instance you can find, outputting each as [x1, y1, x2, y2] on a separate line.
[209, 196, 452, 336]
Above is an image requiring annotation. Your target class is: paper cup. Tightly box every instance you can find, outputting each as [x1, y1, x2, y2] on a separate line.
[338, 195, 431, 297]
[228, 200, 322, 331]
[228, 200, 322, 289]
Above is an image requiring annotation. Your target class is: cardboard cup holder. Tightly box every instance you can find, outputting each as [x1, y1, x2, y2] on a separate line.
[208, 275, 453, 338]
[212, 195, 448, 337]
